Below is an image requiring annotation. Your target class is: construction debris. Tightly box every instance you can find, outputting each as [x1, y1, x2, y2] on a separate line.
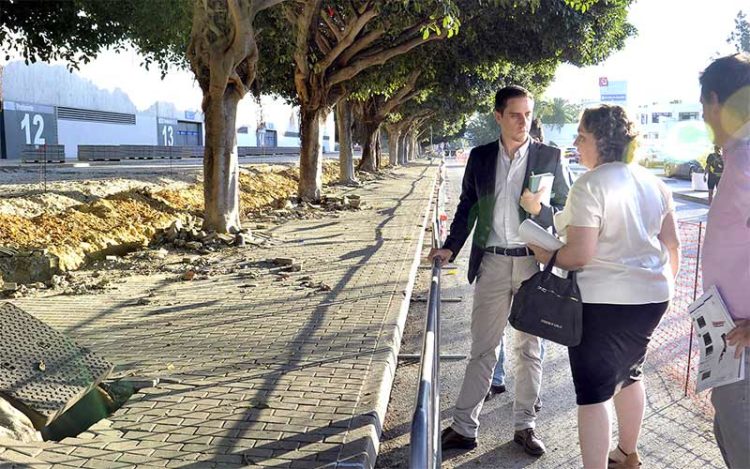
[154, 216, 253, 251]
[0, 397, 42, 443]
[0, 162, 378, 296]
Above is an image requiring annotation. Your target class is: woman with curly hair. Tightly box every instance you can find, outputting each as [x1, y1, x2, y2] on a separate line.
[528, 105, 681, 469]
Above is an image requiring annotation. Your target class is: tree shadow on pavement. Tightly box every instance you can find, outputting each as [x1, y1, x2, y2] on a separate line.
[179, 165, 434, 466]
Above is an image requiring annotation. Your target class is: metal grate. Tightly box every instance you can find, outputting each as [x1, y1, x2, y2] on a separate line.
[0, 302, 113, 427]
[57, 106, 136, 125]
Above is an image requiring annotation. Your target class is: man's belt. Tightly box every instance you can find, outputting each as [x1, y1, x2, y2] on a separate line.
[483, 246, 532, 257]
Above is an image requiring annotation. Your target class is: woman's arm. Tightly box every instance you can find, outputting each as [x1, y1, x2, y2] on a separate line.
[658, 211, 681, 278]
[529, 225, 599, 270]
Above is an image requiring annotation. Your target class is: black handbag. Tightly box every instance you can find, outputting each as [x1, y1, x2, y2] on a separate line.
[509, 251, 583, 347]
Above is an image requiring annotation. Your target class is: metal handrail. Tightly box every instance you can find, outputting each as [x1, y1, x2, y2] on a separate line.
[409, 162, 445, 469]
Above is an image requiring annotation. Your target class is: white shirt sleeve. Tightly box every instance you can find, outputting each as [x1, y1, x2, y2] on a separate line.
[565, 179, 603, 228]
[656, 179, 676, 214]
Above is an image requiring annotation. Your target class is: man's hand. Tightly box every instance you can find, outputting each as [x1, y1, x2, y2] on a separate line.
[428, 248, 453, 266]
[520, 188, 544, 216]
[727, 319, 750, 359]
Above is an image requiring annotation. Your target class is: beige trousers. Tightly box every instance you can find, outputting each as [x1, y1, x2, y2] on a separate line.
[452, 253, 543, 437]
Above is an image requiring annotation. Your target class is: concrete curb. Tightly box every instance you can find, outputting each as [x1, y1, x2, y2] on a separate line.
[336, 162, 439, 468]
[672, 191, 709, 206]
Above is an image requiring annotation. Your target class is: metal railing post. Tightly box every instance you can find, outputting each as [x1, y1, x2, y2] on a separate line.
[409, 160, 445, 469]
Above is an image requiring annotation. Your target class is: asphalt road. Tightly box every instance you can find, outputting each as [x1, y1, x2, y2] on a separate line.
[375, 161, 717, 469]
[0, 153, 342, 185]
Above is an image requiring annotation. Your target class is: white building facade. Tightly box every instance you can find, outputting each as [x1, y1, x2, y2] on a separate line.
[0, 62, 204, 159]
[0, 62, 336, 160]
[634, 101, 712, 160]
[234, 95, 335, 152]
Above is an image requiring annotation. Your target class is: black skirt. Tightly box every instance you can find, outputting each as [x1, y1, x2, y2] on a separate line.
[568, 301, 669, 405]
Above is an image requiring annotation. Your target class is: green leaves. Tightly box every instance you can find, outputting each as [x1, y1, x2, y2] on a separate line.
[565, 0, 597, 13]
[727, 10, 750, 53]
[0, 0, 192, 74]
[420, 13, 460, 41]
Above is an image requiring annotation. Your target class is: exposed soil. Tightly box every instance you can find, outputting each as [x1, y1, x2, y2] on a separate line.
[0, 162, 341, 271]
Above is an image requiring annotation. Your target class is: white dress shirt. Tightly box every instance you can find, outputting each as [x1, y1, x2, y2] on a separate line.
[487, 138, 530, 248]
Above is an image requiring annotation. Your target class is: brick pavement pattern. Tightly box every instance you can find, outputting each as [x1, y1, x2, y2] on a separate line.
[0, 161, 438, 468]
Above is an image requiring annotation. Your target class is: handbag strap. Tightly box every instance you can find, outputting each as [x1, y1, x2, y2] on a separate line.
[542, 250, 559, 274]
[544, 250, 579, 282]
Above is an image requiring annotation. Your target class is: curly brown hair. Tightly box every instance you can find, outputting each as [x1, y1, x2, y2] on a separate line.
[580, 105, 639, 164]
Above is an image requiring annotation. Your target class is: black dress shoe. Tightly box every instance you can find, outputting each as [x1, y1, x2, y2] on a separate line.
[513, 427, 546, 456]
[484, 383, 507, 401]
[441, 427, 477, 451]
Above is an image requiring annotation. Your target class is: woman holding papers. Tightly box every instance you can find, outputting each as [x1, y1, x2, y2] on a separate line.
[527, 105, 681, 469]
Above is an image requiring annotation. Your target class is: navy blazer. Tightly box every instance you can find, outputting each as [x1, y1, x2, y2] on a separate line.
[442, 139, 571, 284]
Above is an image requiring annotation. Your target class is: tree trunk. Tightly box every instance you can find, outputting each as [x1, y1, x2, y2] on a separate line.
[399, 132, 408, 165]
[299, 107, 324, 201]
[408, 131, 418, 161]
[336, 100, 356, 184]
[374, 129, 382, 170]
[357, 122, 380, 173]
[202, 87, 242, 233]
[398, 131, 409, 166]
[386, 125, 400, 166]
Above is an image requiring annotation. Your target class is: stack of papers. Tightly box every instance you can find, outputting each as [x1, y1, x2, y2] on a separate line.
[688, 285, 746, 392]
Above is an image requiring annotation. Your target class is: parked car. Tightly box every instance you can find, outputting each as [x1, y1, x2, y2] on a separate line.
[641, 148, 666, 166]
[563, 146, 580, 163]
[663, 159, 704, 180]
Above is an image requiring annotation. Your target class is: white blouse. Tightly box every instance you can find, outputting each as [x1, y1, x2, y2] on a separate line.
[555, 162, 675, 304]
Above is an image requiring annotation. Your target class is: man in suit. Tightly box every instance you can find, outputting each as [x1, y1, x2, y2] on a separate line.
[429, 85, 570, 456]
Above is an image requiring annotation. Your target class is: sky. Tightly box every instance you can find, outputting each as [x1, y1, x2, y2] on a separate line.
[544, 0, 746, 105]
[57, 48, 203, 112]
[1, 0, 747, 115]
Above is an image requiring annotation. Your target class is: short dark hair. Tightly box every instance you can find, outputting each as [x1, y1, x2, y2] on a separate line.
[580, 105, 638, 164]
[494, 85, 533, 114]
[700, 53, 750, 104]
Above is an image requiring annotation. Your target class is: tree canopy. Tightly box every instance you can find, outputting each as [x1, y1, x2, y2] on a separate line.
[728, 10, 750, 53]
[388, 0, 635, 146]
[0, 0, 190, 74]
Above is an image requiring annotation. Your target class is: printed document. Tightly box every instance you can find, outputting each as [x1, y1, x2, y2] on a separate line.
[518, 219, 565, 251]
[688, 285, 746, 392]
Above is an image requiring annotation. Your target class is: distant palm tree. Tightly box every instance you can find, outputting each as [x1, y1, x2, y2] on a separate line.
[536, 98, 581, 130]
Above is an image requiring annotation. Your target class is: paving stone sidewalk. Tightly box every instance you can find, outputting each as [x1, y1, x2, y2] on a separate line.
[0, 161, 439, 468]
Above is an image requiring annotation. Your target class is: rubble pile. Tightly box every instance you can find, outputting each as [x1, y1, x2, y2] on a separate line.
[153, 215, 252, 253]
[253, 193, 364, 224]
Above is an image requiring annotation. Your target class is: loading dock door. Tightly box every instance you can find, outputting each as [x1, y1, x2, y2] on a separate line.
[177, 121, 202, 146]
